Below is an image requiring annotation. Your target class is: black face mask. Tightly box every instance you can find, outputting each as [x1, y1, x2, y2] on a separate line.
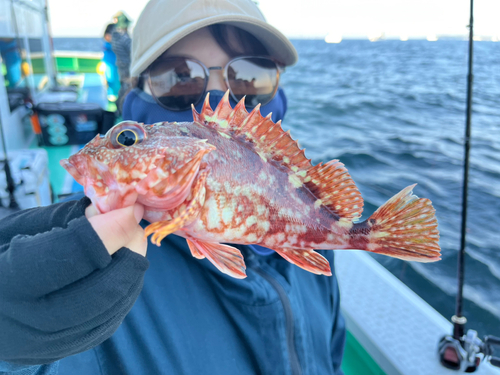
[122, 88, 288, 124]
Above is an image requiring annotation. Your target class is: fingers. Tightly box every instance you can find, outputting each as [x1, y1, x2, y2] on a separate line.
[86, 204, 146, 256]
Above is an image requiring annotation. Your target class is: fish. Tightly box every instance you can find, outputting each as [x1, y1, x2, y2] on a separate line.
[61, 91, 440, 279]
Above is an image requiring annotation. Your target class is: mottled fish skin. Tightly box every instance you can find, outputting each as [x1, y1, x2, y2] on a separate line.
[61, 91, 441, 278]
[140, 121, 344, 248]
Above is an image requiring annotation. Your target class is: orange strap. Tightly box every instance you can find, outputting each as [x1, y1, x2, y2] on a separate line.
[31, 113, 41, 134]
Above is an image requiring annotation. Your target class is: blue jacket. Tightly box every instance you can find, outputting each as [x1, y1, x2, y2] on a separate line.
[0, 199, 345, 374]
[59, 236, 345, 374]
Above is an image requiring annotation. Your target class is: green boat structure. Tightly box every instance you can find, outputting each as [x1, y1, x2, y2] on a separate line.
[1, 1, 499, 374]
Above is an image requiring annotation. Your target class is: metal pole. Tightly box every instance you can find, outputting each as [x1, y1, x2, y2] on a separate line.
[453, 0, 474, 341]
[0, 117, 18, 209]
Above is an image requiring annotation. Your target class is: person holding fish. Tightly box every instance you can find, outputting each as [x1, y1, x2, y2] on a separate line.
[0, 0, 440, 374]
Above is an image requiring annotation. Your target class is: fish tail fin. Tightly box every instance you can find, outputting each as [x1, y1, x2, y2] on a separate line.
[359, 184, 441, 262]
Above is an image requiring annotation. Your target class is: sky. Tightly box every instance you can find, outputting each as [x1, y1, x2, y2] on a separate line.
[48, 0, 500, 39]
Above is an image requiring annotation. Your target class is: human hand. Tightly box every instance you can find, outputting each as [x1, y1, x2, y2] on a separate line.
[85, 203, 147, 257]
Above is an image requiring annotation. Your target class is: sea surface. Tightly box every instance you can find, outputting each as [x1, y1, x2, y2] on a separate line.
[54, 37, 500, 338]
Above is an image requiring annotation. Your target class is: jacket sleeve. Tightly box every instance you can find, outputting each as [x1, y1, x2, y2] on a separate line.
[0, 198, 149, 365]
[110, 31, 131, 70]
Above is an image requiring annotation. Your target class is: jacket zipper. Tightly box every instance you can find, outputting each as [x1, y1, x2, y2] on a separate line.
[254, 269, 302, 375]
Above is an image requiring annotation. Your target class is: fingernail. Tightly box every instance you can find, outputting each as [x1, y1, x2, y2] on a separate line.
[85, 204, 100, 218]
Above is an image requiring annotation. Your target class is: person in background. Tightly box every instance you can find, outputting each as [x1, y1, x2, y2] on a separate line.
[101, 24, 120, 102]
[0, 38, 22, 87]
[111, 11, 132, 113]
[0, 0, 346, 374]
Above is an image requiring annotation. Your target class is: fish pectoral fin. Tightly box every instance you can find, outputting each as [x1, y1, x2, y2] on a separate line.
[186, 239, 247, 279]
[145, 168, 209, 245]
[272, 248, 332, 276]
[137, 148, 213, 211]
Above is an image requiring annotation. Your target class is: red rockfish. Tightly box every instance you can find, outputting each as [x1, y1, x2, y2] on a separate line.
[61, 92, 440, 279]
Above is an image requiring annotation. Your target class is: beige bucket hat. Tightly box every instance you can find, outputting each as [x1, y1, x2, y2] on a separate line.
[130, 0, 298, 77]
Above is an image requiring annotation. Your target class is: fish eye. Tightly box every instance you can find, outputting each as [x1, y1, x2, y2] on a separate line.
[110, 122, 146, 148]
[117, 129, 139, 146]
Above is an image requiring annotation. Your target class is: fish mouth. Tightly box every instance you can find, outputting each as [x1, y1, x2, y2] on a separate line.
[60, 158, 85, 186]
[60, 136, 216, 213]
[60, 142, 215, 214]
[60, 156, 138, 213]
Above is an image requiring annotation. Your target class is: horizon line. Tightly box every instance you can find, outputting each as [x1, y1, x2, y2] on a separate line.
[51, 35, 490, 41]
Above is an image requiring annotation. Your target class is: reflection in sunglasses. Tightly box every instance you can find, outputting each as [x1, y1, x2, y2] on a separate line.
[146, 56, 281, 111]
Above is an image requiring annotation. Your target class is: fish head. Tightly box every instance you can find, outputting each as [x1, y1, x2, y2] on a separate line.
[60, 121, 215, 213]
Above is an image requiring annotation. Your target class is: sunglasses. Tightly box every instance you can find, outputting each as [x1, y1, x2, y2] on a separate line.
[144, 56, 283, 111]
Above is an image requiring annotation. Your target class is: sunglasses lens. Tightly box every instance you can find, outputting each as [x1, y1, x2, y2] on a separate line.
[148, 58, 206, 110]
[227, 58, 279, 107]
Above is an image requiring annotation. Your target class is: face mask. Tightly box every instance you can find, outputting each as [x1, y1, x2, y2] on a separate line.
[122, 88, 288, 124]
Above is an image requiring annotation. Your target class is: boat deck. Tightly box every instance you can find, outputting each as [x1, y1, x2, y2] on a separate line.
[336, 250, 500, 375]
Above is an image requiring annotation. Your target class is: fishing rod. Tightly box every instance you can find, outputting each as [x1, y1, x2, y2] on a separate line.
[437, 0, 500, 371]
[455, 0, 475, 343]
[0, 0, 26, 210]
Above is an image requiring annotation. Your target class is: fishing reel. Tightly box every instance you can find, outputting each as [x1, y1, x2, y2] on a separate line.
[439, 328, 500, 372]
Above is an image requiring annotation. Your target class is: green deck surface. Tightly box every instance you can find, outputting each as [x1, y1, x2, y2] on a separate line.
[342, 331, 386, 375]
[44, 145, 74, 199]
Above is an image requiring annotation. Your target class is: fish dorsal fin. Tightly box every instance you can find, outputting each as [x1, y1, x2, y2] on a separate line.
[304, 160, 363, 220]
[192, 91, 363, 219]
[192, 91, 312, 169]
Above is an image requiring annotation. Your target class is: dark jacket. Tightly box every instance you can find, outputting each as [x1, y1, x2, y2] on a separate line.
[0, 198, 345, 374]
[110, 30, 131, 78]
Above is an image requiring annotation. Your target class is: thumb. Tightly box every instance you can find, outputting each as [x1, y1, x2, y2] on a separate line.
[87, 204, 145, 255]
[132, 203, 144, 223]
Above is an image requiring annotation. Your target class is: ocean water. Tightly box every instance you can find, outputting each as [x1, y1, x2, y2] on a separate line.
[53, 37, 500, 338]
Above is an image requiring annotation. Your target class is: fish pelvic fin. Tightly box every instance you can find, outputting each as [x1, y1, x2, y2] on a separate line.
[353, 184, 441, 262]
[272, 248, 332, 276]
[186, 239, 247, 279]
